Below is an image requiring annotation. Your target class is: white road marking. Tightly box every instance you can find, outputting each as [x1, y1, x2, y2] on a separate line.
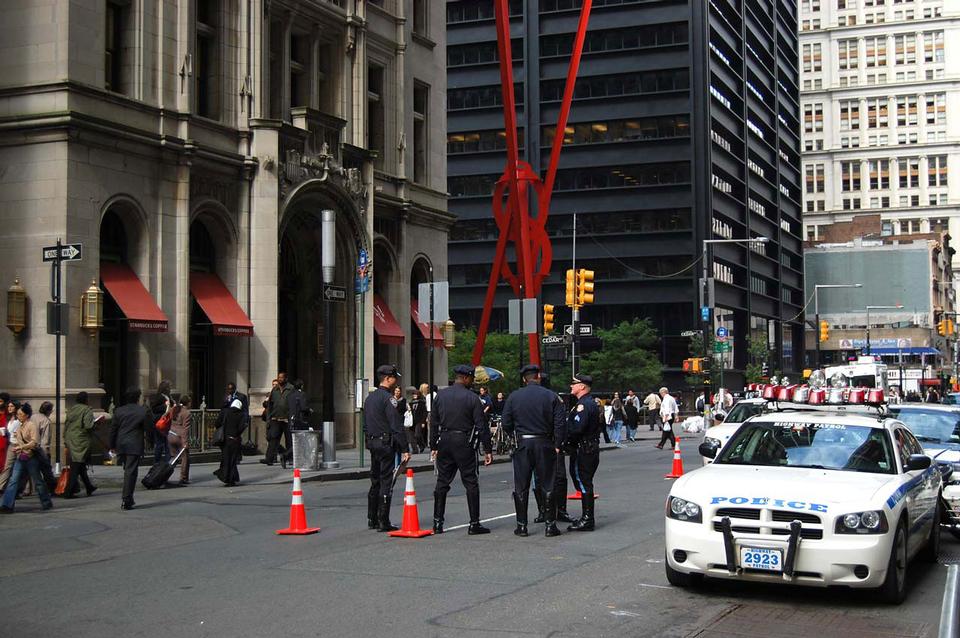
[638, 583, 671, 589]
[445, 513, 515, 531]
[610, 610, 643, 617]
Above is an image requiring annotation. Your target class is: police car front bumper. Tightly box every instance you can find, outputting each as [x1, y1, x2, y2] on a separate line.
[665, 516, 893, 588]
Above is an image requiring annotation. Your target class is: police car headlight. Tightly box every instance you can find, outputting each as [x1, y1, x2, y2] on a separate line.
[836, 510, 888, 534]
[667, 496, 702, 523]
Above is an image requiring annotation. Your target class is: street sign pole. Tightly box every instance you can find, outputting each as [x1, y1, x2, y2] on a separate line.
[54, 238, 62, 473]
[320, 210, 339, 469]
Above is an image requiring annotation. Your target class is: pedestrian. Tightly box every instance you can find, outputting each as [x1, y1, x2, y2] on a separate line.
[0, 400, 21, 492]
[262, 372, 294, 467]
[63, 392, 97, 498]
[478, 386, 493, 423]
[0, 403, 53, 513]
[148, 380, 173, 463]
[656, 387, 678, 450]
[492, 391, 506, 416]
[695, 390, 709, 414]
[396, 385, 416, 454]
[608, 392, 624, 447]
[362, 364, 411, 532]
[109, 387, 153, 510]
[926, 386, 941, 403]
[32, 401, 57, 494]
[623, 393, 639, 443]
[0, 392, 9, 474]
[410, 388, 428, 453]
[567, 373, 603, 531]
[501, 364, 566, 538]
[224, 382, 250, 418]
[643, 389, 661, 431]
[214, 399, 245, 486]
[168, 395, 192, 485]
[429, 364, 493, 534]
[600, 399, 611, 443]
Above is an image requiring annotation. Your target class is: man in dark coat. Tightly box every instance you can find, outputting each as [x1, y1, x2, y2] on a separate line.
[109, 388, 153, 510]
[263, 372, 294, 466]
[148, 380, 172, 463]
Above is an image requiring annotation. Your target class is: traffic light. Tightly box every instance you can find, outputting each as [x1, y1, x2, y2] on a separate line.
[682, 358, 692, 372]
[565, 269, 576, 307]
[543, 304, 555, 333]
[949, 319, 956, 336]
[818, 320, 829, 342]
[938, 320, 947, 336]
[576, 269, 595, 305]
[691, 357, 702, 373]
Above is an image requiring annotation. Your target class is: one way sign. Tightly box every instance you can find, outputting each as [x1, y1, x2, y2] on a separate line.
[42, 243, 82, 262]
[323, 284, 346, 302]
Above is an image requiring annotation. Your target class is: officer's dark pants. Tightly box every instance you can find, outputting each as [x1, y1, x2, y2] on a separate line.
[433, 432, 480, 523]
[570, 440, 599, 497]
[512, 437, 556, 525]
[117, 454, 140, 506]
[265, 419, 289, 463]
[367, 438, 396, 525]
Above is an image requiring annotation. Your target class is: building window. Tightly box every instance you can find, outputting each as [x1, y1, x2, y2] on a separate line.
[838, 39, 859, 70]
[896, 95, 917, 126]
[447, 83, 523, 110]
[869, 159, 890, 190]
[447, 0, 521, 23]
[104, 1, 131, 94]
[894, 34, 916, 65]
[802, 0, 821, 11]
[929, 155, 948, 187]
[842, 197, 861, 210]
[840, 100, 860, 130]
[866, 98, 888, 128]
[802, 43, 822, 72]
[541, 69, 689, 102]
[447, 39, 522, 67]
[805, 163, 825, 194]
[804, 103, 823, 132]
[412, 83, 428, 184]
[542, 115, 690, 146]
[195, 0, 220, 120]
[317, 40, 341, 116]
[901, 219, 921, 234]
[841, 161, 862, 191]
[838, 0, 857, 10]
[926, 93, 946, 126]
[269, 19, 283, 119]
[924, 31, 944, 63]
[930, 217, 949, 231]
[540, 23, 687, 57]
[552, 162, 691, 191]
[413, 0, 428, 36]
[899, 157, 920, 188]
[881, 220, 893, 236]
[368, 65, 385, 168]
[290, 32, 311, 108]
[447, 129, 524, 153]
[865, 36, 887, 67]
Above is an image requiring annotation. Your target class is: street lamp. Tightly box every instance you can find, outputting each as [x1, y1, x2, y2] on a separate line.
[814, 283, 863, 368]
[865, 304, 904, 356]
[701, 236, 769, 398]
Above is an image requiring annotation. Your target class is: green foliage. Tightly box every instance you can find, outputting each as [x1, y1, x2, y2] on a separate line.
[581, 319, 663, 392]
[446, 328, 526, 394]
[686, 333, 721, 389]
[745, 337, 772, 383]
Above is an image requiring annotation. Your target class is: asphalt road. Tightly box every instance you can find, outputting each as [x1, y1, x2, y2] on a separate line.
[0, 441, 951, 637]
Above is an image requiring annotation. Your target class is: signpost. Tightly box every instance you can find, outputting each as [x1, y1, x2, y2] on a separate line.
[680, 330, 702, 338]
[563, 323, 593, 337]
[322, 284, 346, 302]
[44, 239, 82, 473]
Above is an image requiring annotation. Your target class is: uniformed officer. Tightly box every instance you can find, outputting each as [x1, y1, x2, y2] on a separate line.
[430, 364, 494, 534]
[501, 364, 567, 537]
[567, 372, 603, 531]
[362, 364, 412, 532]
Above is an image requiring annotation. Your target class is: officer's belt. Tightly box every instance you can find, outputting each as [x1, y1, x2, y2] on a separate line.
[519, 434, 551, 440]
[439, 429, 468, 434]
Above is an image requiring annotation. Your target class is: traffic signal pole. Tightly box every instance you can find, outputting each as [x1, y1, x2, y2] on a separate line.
[571, 212, 578, 377]
[814, 291, 821, 370]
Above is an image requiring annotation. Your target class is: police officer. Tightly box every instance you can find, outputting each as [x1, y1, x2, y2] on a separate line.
[430, 364, 494, 534]
[362, 364, 412, 532]
[501, 364, 566, 537]
[567, 372, 603, 531]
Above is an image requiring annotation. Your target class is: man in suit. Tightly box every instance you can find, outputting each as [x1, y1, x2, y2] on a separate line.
[109, 388, 153, 510]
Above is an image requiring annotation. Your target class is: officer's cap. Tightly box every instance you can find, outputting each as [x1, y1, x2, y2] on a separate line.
[520, 364, 541, 377]
[453, 364, 475, 377]
[377, 364, 401, 378]
[571, 373, 593, 386]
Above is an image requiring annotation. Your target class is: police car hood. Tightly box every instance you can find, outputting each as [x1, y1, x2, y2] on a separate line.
[928, 446, 960, 464]
[676, 464, 895, 508]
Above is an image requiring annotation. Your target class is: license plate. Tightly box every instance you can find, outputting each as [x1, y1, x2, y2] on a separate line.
[739, 547, 783, 572]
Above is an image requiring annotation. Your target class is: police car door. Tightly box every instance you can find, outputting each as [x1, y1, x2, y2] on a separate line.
[901, 426, 938, 547]
[894, 427, 932, 555]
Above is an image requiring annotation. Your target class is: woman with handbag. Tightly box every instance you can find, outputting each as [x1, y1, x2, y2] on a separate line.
[167, 395, 192, 485]
[62, 392, 98, 498]
[214, 399, 244, 486]
[0, 403, 53, 513]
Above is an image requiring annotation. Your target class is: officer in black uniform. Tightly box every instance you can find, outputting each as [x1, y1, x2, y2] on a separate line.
[533, 377, 575, 525]
[362, 364, 412, 531]
[567, 372, 603, 531]
[430, 364, 494, 534]
[501, 364, 567, 537]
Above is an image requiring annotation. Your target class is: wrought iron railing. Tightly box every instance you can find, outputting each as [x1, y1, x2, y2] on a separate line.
[187, 409, 221, 452]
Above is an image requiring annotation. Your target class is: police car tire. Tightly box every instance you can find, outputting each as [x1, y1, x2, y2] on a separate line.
[664, 554, 702, 588]
[919, 500, 941, 564]
[879, 520, 908, 605]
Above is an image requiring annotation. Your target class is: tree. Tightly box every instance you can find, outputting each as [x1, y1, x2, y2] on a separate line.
[446, 328, 527, 395]
[580, 319, 662, 392]
[745, 337, 772, 384]
[685, 332, 721, 390]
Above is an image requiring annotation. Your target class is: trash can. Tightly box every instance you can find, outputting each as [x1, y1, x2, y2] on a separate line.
[291, 430, 322, 470]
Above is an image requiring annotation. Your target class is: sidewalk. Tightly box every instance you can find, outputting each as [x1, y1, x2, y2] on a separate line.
[84, 433, 669, 488]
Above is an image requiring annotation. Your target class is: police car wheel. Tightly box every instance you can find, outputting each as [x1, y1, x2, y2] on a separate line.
[664, 554, 702, 588]
[879, 520, 908, 605]
[920, 500, 941, 564]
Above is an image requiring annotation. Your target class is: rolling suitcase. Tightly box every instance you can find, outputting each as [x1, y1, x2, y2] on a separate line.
[141, 447, 186, 490]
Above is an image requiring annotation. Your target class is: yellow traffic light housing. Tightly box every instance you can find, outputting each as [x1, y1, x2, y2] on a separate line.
[949, 319, 956, 336]
[938, 320, 947, 336]
[543, 304, 555, 334]
[691, 357, 702, 373]
[819, 320, 829, 342]
[576, 269, 595, 305]
[565, 269, 576, 307]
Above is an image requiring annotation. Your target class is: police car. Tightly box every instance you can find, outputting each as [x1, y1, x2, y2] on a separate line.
[665, 381, 941, 604]
[701, 397, 767, 465]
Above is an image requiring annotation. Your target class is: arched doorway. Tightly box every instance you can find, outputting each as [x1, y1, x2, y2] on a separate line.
[98, 209, 129, 409]
[189, 220, 217, 404]
[410, 257, 432, 384]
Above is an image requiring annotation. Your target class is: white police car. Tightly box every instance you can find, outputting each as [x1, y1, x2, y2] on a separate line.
[701, 398, 767, 465]
[666, 402, 941, 604]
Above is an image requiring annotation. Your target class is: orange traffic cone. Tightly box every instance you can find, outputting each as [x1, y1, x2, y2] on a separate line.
[388, 469, 433, 538]
[664, 439, 685, 479]
[276, 469, 320, 535]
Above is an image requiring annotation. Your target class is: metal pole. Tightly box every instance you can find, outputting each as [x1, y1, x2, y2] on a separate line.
[814, 288, 821, 370]
[938, 563, 960, 638]
[358, 285, 365, 468]
[54, 238, 62, 473]
[866, 307, 871, 356]
[321, 210, 339, 469]
[428, 265, 434, 405]
[571, 212, 577, 377]
[702, 241, 710, 412]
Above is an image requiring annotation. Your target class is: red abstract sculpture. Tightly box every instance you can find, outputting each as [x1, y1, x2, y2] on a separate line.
[471, 0, 594, 368]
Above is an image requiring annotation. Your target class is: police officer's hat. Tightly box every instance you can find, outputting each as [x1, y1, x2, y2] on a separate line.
[376, 364, 401, 379]
[571, 372, 593, 386]
[453, 364, 475, 377]
[520, 364, 541, 377]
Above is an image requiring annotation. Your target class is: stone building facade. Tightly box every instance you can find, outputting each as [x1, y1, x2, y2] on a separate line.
[0, 0, 452, 448]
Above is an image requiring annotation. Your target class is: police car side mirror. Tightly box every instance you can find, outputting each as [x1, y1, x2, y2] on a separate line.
[906, 454, 931, 472]
[698, 440, 719, 459]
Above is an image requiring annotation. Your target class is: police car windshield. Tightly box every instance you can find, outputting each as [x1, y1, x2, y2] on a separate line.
[888, 408, 960, 445]
[724, 402, 764, 425]
[715, 422, 896, 474]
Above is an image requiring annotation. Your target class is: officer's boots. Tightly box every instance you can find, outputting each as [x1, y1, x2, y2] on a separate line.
[512, 491, 529, 537]
[533, 488, 546, 524]
[466, 489, 490, 534]
[433, 491, 446, 534]
[568, 493, 595, 532]
[378, 495, 399, 532]
[556, 491, 576, 524]
[367, 493, 379, 530]
[543, 490, 562, 537]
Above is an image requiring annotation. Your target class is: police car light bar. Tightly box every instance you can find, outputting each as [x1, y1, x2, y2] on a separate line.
[743, 382, 886, 410]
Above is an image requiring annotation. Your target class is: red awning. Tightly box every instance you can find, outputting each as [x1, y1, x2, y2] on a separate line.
[410, 300, 444, 346]
[189, 272, 254, 337]
[373, 294, 405, 345]
[99, 263, 169, 332]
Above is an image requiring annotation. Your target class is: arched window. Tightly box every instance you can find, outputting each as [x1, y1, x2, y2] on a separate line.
[190, 221, 216, 272]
